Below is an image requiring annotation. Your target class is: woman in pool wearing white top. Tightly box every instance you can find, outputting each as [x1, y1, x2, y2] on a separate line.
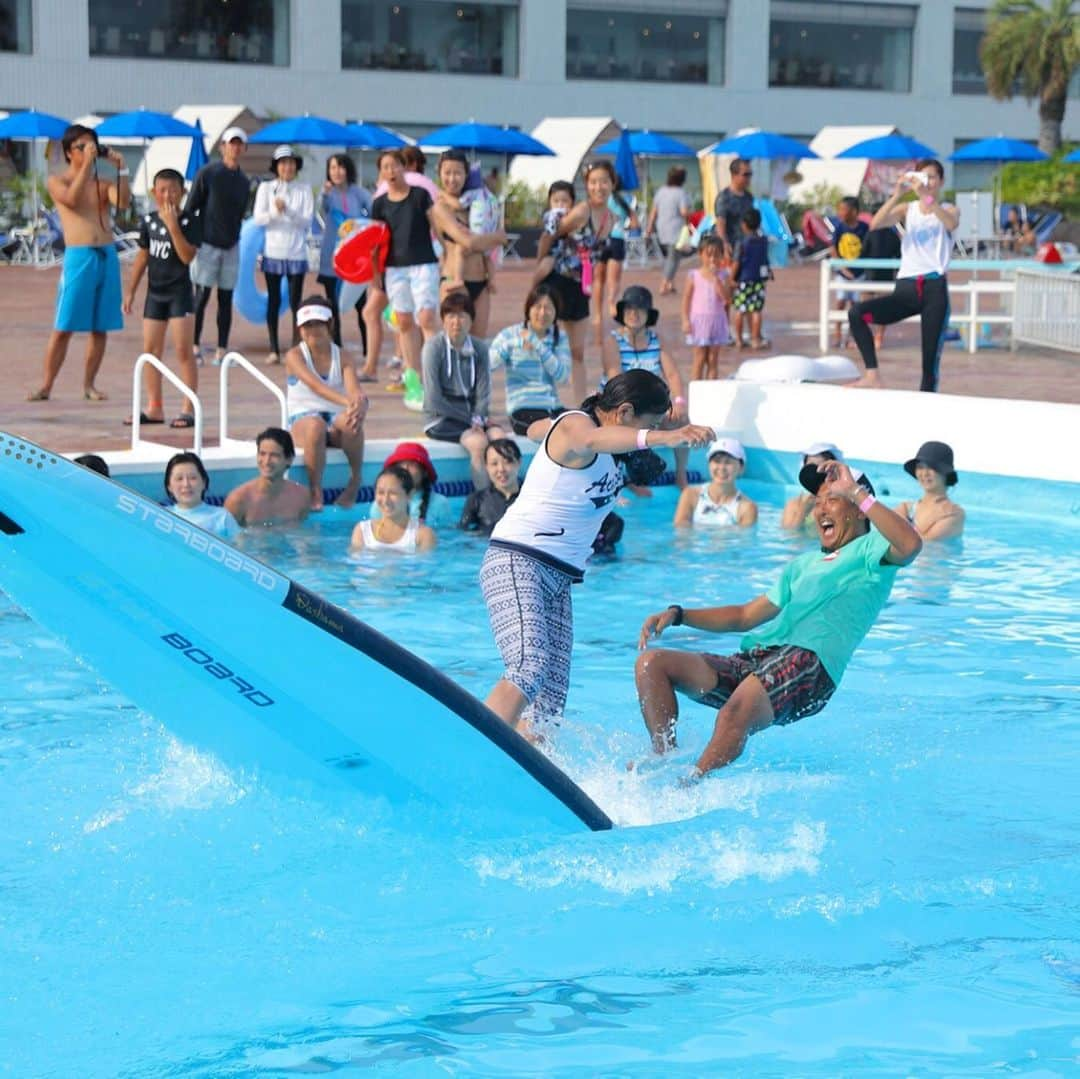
[673, 438, 758, 529]
[847, 158, 959, 392]
[350, 465, 436, 553]
[164, 452, 241, 540]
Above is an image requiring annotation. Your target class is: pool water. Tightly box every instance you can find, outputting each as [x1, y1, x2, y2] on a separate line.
[2, 482, 1078, 1076]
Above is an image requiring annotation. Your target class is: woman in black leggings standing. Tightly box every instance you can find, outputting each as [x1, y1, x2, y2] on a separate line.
[848, 158, 959, 392]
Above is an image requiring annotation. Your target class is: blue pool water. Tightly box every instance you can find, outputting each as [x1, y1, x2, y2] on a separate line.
[2, 481, 1078, 1076]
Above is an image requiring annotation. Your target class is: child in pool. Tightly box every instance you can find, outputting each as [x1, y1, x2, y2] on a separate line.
[531, 181, 576, 287]
[681, 234, 732, 380]
[896, 440, 965, 539]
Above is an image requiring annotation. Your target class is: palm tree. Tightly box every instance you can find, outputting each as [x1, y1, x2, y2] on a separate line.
[980, 0, 1080, 153]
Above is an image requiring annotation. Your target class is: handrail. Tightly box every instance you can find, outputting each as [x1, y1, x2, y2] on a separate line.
[218, 350, 288, 445]
[131, 352, 203, 456]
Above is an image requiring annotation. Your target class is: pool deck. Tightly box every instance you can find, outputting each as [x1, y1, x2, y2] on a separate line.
[1, 259, 1077, 456]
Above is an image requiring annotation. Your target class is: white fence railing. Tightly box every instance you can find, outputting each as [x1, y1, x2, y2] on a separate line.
[818, 258, 1019, 355]
[130, 353, 204, 456]
[1012, 267, 1080, 354]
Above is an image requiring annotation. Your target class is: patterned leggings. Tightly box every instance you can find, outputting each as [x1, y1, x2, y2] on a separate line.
[480, 546, 575, 725]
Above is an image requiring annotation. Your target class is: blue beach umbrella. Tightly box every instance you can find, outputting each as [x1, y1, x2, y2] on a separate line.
[343, 122, 408, 149]
[419, 121, 553, 156]
[94, 109, 200, 140]
[1065, 147, 1080, 163]
[249, 115, 353, 145]
[0, 108, 70, 139]
[837, 133, 938, 160]
[949, 136, 1048, 163]
[702, 130, 818, 160]
[185, 119, 208, 181]
[613, 128, 639, 191]
[595, 130, 696, 157]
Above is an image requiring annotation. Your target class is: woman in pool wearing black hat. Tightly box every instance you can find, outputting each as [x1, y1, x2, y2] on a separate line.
[896, 440, 965, 539]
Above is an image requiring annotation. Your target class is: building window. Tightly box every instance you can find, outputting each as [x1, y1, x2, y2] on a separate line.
[88, 0, 290, 65]
[769, 1, 915, 93]
[0, 0, 31, 53]
[953, 8, 986, 95]
[566, 3, 726, 85]
[341, 1, 518, 76]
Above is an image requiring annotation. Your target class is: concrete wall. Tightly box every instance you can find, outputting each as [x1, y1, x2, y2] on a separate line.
[1, 0, 1072, 154]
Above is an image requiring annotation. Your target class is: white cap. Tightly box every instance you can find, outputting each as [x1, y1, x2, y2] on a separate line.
[706, 437, 745, 463]
[220, 126, 247, 144]
[802, 441, 843, 460]
[272, 143, 298, 162]
[296, 302, 334, 327]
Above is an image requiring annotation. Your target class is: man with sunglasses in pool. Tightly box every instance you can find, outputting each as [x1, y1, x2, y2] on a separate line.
[635, 459, 922, 778]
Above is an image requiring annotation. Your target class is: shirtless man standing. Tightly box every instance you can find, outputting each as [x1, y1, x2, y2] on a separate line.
[224, 427, 310, 527]
[29, 125, 130, 402]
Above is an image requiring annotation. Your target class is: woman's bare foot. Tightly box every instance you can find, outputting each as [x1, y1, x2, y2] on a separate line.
[847, 370, 884, 389]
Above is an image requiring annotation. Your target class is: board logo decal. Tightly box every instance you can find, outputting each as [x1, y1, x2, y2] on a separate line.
[160, 632, 274, 706]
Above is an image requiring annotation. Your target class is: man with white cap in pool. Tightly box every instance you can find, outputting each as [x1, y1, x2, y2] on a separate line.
[635, 459, 922, 777]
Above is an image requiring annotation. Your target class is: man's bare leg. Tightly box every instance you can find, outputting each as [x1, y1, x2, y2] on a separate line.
[694, 676, 775, 774]
[83, 331, 108, 399]
[634, 648, 725, 753]
[31, 330, 74, 399]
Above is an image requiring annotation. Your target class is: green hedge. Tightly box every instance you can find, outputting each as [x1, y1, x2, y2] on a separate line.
[1000, 149, 1080, 216]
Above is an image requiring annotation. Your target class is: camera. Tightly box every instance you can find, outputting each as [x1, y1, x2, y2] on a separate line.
[904, 170, 930, 187]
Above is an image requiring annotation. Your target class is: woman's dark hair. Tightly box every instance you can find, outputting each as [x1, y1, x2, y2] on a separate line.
[486, 438, 522, 465]
[580, 369, 671, 421]
[914, 157, 944, 179]
[377, 463, 415, 495]
[438, 149, 469, 173]
[377, 148, 406, 169]
[401, 146, 426, 173]
[326, 153, 357, 186]
[440, 291, 476, 321]
[164, 452, 210, 501]
[666, 166, 687, 186]
[522, 283, 562, 345]
[584, 160, 616, 185]
[74, 453, 109, 477]
[547, 180, 575, 205]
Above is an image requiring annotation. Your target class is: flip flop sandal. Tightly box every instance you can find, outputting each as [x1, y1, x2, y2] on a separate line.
[26, 389, 50, 402]
[84, 388, 108, 402]
[169, 414, 195, 429]
[123, 412, 165, 426]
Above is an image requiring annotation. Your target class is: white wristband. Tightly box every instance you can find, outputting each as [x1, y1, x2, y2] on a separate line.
[858, 493, 877, 514]
[636, 429, 649, 450]
[117, 168, 130, 177]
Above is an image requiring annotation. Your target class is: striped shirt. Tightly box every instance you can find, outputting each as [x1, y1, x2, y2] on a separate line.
[489, 324, 571, 414]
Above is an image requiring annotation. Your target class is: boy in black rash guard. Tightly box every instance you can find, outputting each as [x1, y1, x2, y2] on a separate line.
[186, 126, 251, 365]
[123, 168, 202, 427]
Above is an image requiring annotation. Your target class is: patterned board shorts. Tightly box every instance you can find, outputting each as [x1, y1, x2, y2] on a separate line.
[696, 645, 835, 726]
[733, 280, 766, 313]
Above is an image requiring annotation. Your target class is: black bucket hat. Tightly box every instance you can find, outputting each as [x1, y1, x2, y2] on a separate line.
[615, 285, 659, 327]
[904, 441, 958, 486]
[799, 463, 875, 497]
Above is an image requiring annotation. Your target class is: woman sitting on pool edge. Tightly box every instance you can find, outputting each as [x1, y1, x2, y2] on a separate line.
[164, 452, 240, 540]
[351, 464, 436, 553]
[422, 292, 506, 490]
[674, 438, 757, 528]
[896, 440, 965, 539]
[368, 441, 454, 527]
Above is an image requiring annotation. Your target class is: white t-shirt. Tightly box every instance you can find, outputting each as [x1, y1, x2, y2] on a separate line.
[171, 502, 241, 540]
[898, 200, 955, 279]
[490, 410, 623, 577]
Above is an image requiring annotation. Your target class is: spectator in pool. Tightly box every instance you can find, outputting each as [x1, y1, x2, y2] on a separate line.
[459, 439, 523, 535]
[781, 442, 843, 531]
[489, 283, 570, 437]
[636, 459, 922, 777]
[224, 427, 310, 527]
[73, 454, 110, 477]
[674, 438, 758, 528]
[369, 441, 455, 527]
[422, 292, 507, 489]
[285, 296, 368, 511]
[895, 441, 965, 539]
[164, 452, 240, 540]
[351, 465, 436, 553]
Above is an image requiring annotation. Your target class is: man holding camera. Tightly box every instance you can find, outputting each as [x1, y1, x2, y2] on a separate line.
[28, 124, 130, 403]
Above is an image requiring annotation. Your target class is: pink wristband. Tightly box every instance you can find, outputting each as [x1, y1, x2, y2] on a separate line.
[858, 493, 877, 514]
[674, 395, 686, 406]
[636, 428, 649, 450]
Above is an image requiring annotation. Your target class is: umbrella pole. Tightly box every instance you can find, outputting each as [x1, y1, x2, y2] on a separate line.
[32, 137, 40, 268]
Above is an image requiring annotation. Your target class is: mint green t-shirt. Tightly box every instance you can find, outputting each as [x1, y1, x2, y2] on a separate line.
[741, 530, 899, 684]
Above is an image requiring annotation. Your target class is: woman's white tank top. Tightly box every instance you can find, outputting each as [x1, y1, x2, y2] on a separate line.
[898, 201, 953, 278]
[692, 487, 743, 527]
[490, 410, 623, 576]
[286, 342, 344, 418]
[358, 517, 419, 552]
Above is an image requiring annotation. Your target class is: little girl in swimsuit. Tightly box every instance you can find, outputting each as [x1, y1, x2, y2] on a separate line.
[673, 437, 758, 528]
[351, 465, 437, 553]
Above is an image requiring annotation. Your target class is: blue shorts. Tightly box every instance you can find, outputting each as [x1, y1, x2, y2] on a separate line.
[54, 245, 123, 333]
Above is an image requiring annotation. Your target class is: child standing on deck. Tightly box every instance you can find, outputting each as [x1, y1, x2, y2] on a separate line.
[681, 234, 731, 380]
[732, 208, 771, 350]
[122, 168, 202, 428]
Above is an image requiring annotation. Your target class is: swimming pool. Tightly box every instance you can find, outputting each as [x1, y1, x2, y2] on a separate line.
[2, 479, 1078, 1076]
